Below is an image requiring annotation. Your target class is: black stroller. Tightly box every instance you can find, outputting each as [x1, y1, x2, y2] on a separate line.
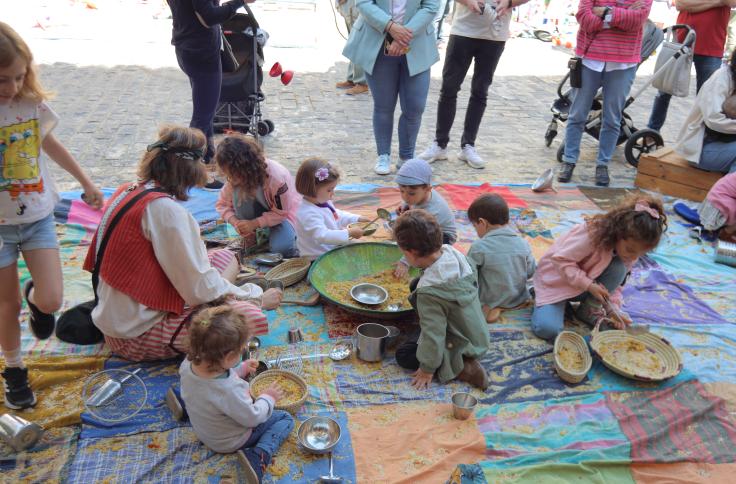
[544, 22, 695, 167]
[214, 5, 274, 138]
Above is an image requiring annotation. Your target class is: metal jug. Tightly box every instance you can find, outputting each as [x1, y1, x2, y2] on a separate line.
[353, 323, 399, 362]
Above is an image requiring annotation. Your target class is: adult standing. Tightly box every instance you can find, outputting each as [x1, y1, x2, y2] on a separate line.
[557, 0, 653, 187]
[336, 0, 370, 95]
[343, 0, 440, 175]
[647, 0, 735, 132]
[419, 0, 530, 169]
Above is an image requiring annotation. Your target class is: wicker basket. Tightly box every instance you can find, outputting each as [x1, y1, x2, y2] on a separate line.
[249, 369, 308, 413]
[264, 258, 311, 287]
[590, 321, 682, 382]
[553, 331, 592, 384]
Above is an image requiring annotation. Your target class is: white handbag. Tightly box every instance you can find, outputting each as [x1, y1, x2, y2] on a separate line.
[652, 28, 695, 98]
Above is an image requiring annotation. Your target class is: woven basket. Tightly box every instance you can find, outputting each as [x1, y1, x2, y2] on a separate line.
[553, 331, 592, 384]
[590, 321, 682, 382]
[264, 258, 311, 287]
[249, 369, 308, 413]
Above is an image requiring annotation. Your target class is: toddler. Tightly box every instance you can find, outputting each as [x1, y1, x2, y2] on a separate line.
[698, 172, 736, 241]
[393, 210, 490, 390]
[180, 303, 294, 484]
[294, 157, 368, 259]
[723, 94, 736, 120]
[0, 22, 104, 409]
[467, 194, 536, 323]
[531, 195, 667, 340]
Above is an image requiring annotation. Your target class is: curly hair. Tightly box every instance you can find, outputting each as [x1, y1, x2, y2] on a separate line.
[295, 157, 340, 197]
[0, 22, 51, 103]
[393, 209, 443, 257]
[214, 133, 269, 196]
[586, 194, 668, 250]
[186, 303, 250, 372]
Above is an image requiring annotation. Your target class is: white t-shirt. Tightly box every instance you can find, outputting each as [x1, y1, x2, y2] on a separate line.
[451, 1, 512, 41]
[391, 0, 408, 24]
[0, 100, 60, 225]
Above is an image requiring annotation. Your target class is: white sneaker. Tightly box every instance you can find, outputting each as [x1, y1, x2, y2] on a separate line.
[458, 144, 485, 169]
[418, 141, 448, 163]
[374, 154, 391, 175]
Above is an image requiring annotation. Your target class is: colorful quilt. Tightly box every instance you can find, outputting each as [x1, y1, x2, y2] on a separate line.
[2, 183, 735, 483]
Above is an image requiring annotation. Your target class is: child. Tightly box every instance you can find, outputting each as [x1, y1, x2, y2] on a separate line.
[393, 158, 457, 277]
[294, 157, 368, 259]
[467, 194, 536, 323]
[393, 210, 490, 390]
[531, 195, 667, 341]
[0, 23, 103, 409]
[180, 303, 294, 484]
[215, 134, 302, 257]
[698, 172, 736, 241]
[723, 94, 736, 120]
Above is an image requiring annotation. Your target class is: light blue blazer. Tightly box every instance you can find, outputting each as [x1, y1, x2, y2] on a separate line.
[342, 0, 440, 77]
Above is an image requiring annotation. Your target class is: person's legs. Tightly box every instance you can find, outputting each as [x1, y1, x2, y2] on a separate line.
[693, 54, 723, 93]
[597, 66, 636, 166]
[460, 39, 505, 147]
[647, 91, 672, 131]
[268, 220, 298, 257]
[395, 340, 420, 370]
[241, 409, 295, 457]
[699, 139, 736, 173]
[397, 60, 431, 162]
[576, 256, 628, 325]
[365, 50, 401, 157]
[531, 301, 566, 340]
[563, 65, 603, 163]
[435, 35, 474, 149]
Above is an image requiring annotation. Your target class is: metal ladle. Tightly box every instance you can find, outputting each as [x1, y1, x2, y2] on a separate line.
[319, 452, 343, 483]
[361, 208, 391, 230]
[268, 343, 352, 366]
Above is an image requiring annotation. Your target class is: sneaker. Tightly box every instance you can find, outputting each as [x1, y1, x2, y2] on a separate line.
[345, 83, 369, 95]
[2, 367, 36, 410]
[374, 154, 391, 175]
[418, 141, 448, 163]
[204, 179, 224, 190]
[335, 80, 355, 89]
[456, 357, 489, 390]
[595, 165, 610, 187]
[165, 385, 188, 422]
[24, 280, 55, 340]
[458, 144, 485, 169]
[557, 162, 575, 183]
[237, 448, 271, 484]
[575, 300, 606, 326]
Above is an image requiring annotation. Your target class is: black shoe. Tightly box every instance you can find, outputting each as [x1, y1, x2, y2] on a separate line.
[595, 165, 610, 187]
[237, 448, 270, 484]
[204, 179, 224, 190]
[558, 162, 575, 183]
[24, 280, 55, 340]
[2, 367, 37, 409]
[165, 385, 188, 421]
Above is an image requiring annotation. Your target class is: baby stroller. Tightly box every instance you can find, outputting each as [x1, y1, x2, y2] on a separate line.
[544, 22, 695, 167]
[214, 5, 274, 138]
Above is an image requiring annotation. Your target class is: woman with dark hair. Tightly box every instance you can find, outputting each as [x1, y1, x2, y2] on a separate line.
[676, 54, 736, 174]
[86, 125, 282, 362]
[215, 133, 302, 257]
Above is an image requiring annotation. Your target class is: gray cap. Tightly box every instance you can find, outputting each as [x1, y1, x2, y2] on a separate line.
[395, 158, 432, 186]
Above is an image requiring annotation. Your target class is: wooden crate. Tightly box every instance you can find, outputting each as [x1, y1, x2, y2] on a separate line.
[635, 147, 723, 202]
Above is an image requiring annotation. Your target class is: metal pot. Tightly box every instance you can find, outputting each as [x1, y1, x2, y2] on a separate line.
[353, 323, 399, 362]
[0, 414, 44, 452]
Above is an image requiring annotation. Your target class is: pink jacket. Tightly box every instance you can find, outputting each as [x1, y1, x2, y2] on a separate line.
[707, 172, 736, 226]
[575, 0, 652, 64]
[216, 159, 302, 228]
[533, 222, 634, 307]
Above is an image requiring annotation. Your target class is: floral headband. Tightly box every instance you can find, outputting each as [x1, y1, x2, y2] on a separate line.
[315, 166, 330, 182]
[147, 140, 204, 161]
[634, 202, 660, 219]
[197, 319, 210, 328]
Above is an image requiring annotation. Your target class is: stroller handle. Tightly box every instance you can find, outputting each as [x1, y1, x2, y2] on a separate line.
[663, 24, 696, 48]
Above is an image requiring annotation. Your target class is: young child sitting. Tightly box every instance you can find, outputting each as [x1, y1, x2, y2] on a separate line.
[294, 157, 368, 259]
[723, 94, 736, 120]
[393, 210, 490, 390]
[467, 194, 536, 323]
[698, 172, 736, 242]
[531, 195, 667, 341]
[179, 303, 294, 483]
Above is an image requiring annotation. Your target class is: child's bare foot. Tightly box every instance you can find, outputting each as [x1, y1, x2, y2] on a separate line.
[483, 305, 501, 324]
[456, 357, 489, 390]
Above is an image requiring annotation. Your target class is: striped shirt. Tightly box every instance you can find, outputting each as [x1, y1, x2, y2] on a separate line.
[575, 0, 653, 64]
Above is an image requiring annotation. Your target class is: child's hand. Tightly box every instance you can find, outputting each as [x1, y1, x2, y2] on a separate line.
[262, 383, 285, 401]
[82, 185, 104, 210]
[348, 226, 364, 239]
[357, 216, 370, 223]
[587, 282, 610, 303]
[242, 358, 259, 376]
[410, 369, 433, 390]
[234, 219, 259, 236]
[393, 261, 409, 279]
[396, 204, 409, 216]
[609, 309, 632, 329]
[260, 288, 283, 310]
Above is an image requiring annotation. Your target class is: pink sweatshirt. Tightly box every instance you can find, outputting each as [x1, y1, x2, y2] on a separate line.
[706, 172, 736, 226]
[216, 159, 302, 228]
[533, 222, 634, 307]
[575, 0, 652, 64]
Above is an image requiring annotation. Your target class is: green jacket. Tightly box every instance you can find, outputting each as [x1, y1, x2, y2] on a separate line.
[410, 273, 490, 383]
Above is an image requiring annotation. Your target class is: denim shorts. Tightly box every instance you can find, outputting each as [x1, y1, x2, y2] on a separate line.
[0, 213, 59, 268]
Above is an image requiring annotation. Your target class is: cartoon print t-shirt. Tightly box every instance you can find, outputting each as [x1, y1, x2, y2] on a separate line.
[0, 100, 59, 225]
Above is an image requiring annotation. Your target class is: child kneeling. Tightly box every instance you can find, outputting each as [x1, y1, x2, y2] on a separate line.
[393, 210, 490, 390]
[180, 304, 293, 483]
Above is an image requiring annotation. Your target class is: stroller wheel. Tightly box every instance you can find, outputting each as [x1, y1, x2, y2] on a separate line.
[257, 121, 270, 137]
[264, 119, 275, 134]
[533, 30, 553, 42]
[624, 128, 664, 168]
[556, 142, 565, 163]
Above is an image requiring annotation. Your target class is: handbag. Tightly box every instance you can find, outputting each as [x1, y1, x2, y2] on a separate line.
[652, 27, 695, 97]
[568, 56, 583, 88]
[56, 186, 167, 345]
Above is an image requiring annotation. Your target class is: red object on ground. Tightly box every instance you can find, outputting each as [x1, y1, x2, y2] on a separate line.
[280, 70, 294, 85]
[269, 62, 282, 77]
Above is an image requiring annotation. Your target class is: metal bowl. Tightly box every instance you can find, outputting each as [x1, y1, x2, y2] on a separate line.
[350, 283, 388, 305]
[297, 416, 342, 454]
[532, 168, 555, 192]
[348, 222, 378, 236]
[254, 253, 284, 266]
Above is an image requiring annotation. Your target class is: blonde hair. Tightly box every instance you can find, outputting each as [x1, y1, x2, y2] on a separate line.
[186, 303, 250, 372]
[0, 22, 51, 103]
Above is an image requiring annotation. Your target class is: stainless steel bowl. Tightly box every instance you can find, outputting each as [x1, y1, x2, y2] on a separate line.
[297, 416, 342, 454]
[348, 222, 378, 236]
[531, 168, 555, 193]
[350, 283, 388, 305]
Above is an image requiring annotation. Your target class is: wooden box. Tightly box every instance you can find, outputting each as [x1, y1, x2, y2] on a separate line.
[635, 147, 723, 202]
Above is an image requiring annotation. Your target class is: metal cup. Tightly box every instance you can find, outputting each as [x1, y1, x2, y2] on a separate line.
[451, 392, 478, 420]
[715, 240, 736, 267]
[288, 327, 304, 344]
[0, 414, 44, 451]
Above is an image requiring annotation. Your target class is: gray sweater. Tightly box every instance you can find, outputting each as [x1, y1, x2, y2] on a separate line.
[411, 190, 457, 243]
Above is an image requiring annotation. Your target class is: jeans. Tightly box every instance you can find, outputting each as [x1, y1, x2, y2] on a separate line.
[531, 256, 628, 340]
[175, 48, 222, 162]
[698, 138, 736, 173]
[365, 50, 431, 161]
[234, 194, 298, 257]
[648, 54, 723, 131]
[240, 410, 294, 457]
[435, 35, 505, 149]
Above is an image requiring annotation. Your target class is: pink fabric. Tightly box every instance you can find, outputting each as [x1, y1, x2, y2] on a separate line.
[533, 222, 633, 307]
[575, 0, 652, 64]
[707, 172, 736, 226]
[216, 159, 302, 228]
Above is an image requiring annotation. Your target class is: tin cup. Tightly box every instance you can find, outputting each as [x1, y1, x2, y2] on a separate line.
[451, 392, 478, 420]
[288, 327, 304, 344]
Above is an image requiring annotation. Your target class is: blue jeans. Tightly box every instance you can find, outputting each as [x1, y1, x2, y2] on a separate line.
[240, 410, 294, 457]
[563, 65, 637, 166]
[0, 214, 59, 268]
[234, 195, 298, 257]
[365, 50, 431, 161]
[531, 256, 628, 340]
[699, 138, 736, 173]
[648, 54, 723, 131]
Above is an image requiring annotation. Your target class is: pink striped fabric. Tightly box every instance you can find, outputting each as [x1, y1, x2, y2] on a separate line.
[575, 0, 652, 64]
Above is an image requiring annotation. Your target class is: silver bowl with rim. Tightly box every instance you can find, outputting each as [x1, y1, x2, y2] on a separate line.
[350, 283, 388, 305]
